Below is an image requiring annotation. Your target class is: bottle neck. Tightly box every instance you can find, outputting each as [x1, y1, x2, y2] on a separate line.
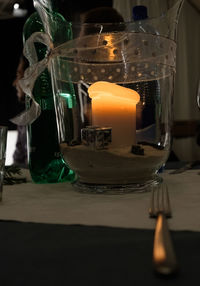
[33, 0, 56, 12]
[34, 0, 55, 32]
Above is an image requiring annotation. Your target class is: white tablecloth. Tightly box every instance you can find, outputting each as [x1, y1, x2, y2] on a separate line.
[1, 169, 200, 231]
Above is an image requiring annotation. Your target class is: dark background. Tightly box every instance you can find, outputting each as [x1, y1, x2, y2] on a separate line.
[0, 0, 112, 129]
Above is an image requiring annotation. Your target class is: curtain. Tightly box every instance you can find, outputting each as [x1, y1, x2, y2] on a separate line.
[173, 0, 200, 161]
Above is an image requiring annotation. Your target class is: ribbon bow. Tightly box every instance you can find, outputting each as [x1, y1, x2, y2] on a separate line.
[11, 31, 57, 125]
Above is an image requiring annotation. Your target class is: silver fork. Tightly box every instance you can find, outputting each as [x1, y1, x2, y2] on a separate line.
[149, 183, 178, 275]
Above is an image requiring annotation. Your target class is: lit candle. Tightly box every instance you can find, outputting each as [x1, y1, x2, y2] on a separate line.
[88, 81, 140, 147]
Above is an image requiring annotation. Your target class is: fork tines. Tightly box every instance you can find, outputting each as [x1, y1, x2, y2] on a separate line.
[149, 183, 172, 218]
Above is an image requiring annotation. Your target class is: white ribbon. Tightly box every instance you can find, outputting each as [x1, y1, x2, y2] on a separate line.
[11, 32, 56, 126]
[10, 29, 177, 126]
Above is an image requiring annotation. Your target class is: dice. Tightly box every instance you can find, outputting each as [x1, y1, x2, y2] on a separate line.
[81, 126, 112, 149]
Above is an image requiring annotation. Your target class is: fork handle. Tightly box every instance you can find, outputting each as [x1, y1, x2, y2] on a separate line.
[153, 213, 178, 275]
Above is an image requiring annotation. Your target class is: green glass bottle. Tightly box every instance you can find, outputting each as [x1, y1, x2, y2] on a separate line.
[23, 10, 75, 183]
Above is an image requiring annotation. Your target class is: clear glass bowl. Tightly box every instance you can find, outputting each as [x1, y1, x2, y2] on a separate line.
[50, 1, 183, 193]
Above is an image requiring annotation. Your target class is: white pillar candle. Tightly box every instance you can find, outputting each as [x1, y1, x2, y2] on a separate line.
[88, 81, 140, 147]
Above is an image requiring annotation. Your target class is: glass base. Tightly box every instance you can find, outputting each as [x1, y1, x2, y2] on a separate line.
[29, 160, 76, 184]
[72, 175, 163, 194]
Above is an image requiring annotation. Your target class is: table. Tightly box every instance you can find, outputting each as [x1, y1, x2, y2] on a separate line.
[1, 168, 200, 231]
[0, 167, 200, 285]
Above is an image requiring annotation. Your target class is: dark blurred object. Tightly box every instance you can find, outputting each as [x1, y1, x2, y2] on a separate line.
[12, 55, 28, 102]
[172, 120, 200, 138]
[0, 17, 25, 128]
[167, 150, 179, 162]
[4, 165, 26, 185]
[81, 6, 123, 23]
[13, 125, 27, 167]
[132, 5, 148, 20]
[0, 1, 34, 129]
[57, 0, 112, 22]
[188, 0, 200, 12]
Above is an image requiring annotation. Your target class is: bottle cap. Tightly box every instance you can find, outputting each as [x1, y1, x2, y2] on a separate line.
[132, 5, 148, 21]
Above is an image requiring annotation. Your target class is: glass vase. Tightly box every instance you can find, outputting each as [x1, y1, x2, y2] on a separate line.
[49, 0, 184, 193]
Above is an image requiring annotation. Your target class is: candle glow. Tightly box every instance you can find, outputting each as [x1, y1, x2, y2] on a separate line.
[88, 81, 140, 147]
